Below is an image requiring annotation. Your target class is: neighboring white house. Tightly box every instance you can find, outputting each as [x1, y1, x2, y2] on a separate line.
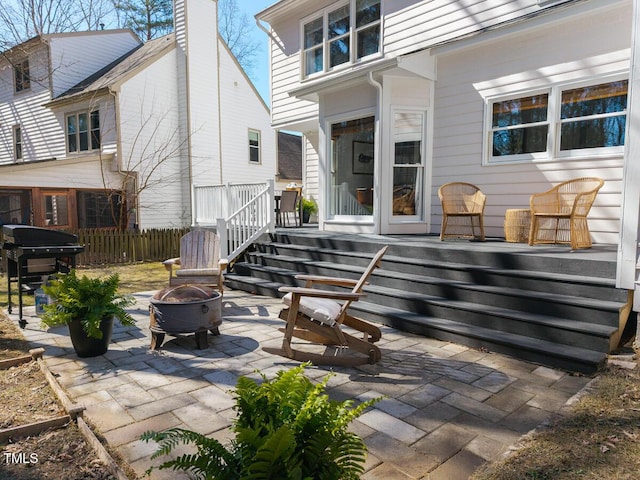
[0, 0, 276, 230]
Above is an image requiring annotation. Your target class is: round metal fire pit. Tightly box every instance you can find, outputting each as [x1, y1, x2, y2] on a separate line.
[149, 285, 222, 350]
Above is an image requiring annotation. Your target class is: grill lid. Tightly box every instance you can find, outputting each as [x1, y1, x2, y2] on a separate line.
[2, 225, 79, 248]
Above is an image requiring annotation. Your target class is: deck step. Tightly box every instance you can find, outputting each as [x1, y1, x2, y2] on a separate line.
[226, 232, 629, 374]
[225, 274, 606, 374]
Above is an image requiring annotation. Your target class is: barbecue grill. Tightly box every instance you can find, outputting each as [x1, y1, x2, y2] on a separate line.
[2, 225, 84, 326]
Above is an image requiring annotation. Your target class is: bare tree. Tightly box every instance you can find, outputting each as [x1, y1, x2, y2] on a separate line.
[218, 0, 260, 76]
[0, 0, 121, 49]
[0, 0, 80, 46]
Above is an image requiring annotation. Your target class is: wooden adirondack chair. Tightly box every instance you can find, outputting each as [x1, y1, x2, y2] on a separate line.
[263, 246, 388, 366]
[162, 230, 228, 294]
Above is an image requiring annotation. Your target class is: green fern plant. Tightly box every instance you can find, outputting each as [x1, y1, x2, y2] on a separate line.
[40, 269, 135, 339]
[142, 363, 380, 479]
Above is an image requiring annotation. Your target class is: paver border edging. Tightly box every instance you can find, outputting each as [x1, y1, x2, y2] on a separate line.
[32, 348, 131, 480]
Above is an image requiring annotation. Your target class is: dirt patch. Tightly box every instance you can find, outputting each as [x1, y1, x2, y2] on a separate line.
[0, 361, 65, 429]
[1, 424, 119, 480]
[0, 314, 132, 479]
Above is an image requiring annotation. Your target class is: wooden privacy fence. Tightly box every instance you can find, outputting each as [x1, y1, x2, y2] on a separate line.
[74, 228, 189, 266]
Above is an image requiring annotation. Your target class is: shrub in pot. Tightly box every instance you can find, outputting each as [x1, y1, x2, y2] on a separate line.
[301, 197, 317, 223]
[142, 363, 380, 479]
[41, 270, 136, 357]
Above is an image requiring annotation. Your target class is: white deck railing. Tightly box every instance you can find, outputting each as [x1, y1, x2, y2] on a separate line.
[333, 182, 370, 216]
[192, 180, 275, 262]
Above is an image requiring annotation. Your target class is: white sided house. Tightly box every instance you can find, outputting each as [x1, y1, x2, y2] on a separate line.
[0, 0, 275, 230]
[257, 0, 640, 309]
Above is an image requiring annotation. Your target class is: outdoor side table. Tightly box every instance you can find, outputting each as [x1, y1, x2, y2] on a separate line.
[504, 209, 531, 243]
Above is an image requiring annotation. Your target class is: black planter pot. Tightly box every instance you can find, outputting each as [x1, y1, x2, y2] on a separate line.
[67, 316, 114, 357]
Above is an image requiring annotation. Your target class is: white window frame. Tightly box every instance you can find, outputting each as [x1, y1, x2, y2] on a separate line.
[248, 129, 261, 164]
[13, 125, 23, 161]
[300, 0, 382, 80]
[484, 74, 628, 165]
[66, 109, 100, 154]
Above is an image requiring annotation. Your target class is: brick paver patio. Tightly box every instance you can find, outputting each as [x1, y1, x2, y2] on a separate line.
[11, 289, 594, 479]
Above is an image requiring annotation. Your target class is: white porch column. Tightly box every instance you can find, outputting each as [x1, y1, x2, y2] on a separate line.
[617, 0, 640, 295]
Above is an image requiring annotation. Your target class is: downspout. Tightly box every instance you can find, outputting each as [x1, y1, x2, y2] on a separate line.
[367, 71, 383, 235]
[216, 34, 224, 183]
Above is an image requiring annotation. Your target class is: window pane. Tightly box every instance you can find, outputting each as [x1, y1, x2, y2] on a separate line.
[249, 130, 260, 163]
[560, 116, 626, 150]
[561, 80, 628, 119]
[44, 194, 69, 226]
[330, 116, 375, 217]
[329, 37, 350, 67]
[14, 127, 22, 160]
[78, 113, 88, 151]
[492, 126, 548, 156]
[305, 47, 323, 75]
[77, 191, 121, 228]
[90, 110, 100, 149]
[328, 5, 350, 39]
[78, 113, 87, 132]
[357, 24, 380, 58]
[356, 0, 381, 27]
[393, 170, 419, 216]
[304, 18, 323, 48]
[492, 94, 548, 127]
[14, 60, 30, 92]
[79, 132, 89, 151]
[67, 116, 77, 152]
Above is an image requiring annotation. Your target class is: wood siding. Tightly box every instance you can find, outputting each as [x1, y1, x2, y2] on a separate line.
[266, 0, 562, 129]
[431, 2, 631, 243]
[117, 49, 189, 229]
[218, 42, 277, 185]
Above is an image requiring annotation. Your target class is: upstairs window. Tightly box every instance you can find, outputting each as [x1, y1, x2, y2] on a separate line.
[302, 0, 381, 78]
[14, 59, 30, 92]
[13, 125, 23, 161]
[249, 129, 261, 163]
[486, 77, 627, 164]
[67, 110, 101, 153]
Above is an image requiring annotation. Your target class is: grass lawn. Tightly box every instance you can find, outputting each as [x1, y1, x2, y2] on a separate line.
[0, 261, 168, 309]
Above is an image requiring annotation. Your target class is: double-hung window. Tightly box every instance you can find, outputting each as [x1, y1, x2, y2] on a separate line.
[302, 0, 381, 78]
[66, 110, 101, 153]
[487, 77, 628, 163]
[249, 129, 261, 163]
[13, 125, 23, 161]
[14, 59, 30, 92]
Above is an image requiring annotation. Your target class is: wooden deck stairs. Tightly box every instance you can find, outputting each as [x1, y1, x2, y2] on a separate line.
[225, 231, 634, 374]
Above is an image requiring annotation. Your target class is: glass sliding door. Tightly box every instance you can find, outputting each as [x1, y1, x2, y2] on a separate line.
[329, 116, 375, 218]
[391, 112, 424, 219]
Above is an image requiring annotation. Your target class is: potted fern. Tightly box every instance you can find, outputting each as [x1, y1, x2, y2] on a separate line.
[142, 363, 380, 479]
[41, 270, 136, 357]
[301, 197, 317, 223]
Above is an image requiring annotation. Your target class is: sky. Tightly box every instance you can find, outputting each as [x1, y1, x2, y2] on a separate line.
[236, 0, 277, 105]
